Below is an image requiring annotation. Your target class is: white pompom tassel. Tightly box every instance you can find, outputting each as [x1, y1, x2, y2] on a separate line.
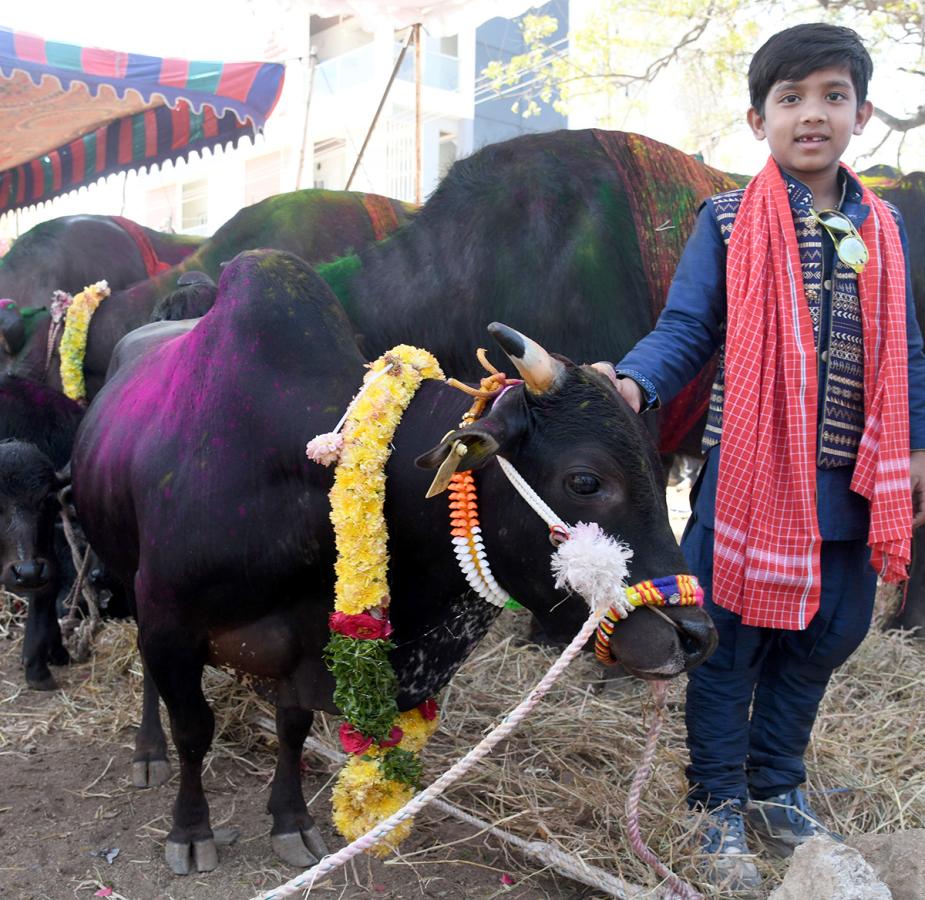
[305, 363, 393, 467]
[550, 521, 634, 617]
[305, 432, 344, 466]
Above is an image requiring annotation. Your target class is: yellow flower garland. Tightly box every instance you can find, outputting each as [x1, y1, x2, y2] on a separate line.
[328, 345, 444, 849]
[59, 280, 110, 403]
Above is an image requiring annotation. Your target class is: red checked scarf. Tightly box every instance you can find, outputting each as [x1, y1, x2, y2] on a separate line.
[714, 158, 911, 630]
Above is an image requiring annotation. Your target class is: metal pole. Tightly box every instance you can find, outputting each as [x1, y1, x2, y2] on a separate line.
[345, 27, 415, 191]
[414, 22, 422, 205]
[294, 47, 317, 190]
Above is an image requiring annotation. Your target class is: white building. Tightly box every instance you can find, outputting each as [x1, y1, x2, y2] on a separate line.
[4, 3, 568, 241]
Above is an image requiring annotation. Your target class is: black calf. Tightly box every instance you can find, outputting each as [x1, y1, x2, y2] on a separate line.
[0, 440, 69, 689]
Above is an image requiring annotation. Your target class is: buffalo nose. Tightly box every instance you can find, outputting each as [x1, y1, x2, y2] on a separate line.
[9, 558, 50, 589]
[677, 615, 718, 670]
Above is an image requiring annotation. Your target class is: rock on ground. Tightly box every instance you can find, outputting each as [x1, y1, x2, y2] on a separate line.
[848, 830, 925, 900]
[768, 836, 891, 900]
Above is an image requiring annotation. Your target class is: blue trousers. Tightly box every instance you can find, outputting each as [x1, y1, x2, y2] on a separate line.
[682, 517, 877, 808]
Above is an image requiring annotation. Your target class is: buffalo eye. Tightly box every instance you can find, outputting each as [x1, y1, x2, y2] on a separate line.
[565, 472, 601, 497]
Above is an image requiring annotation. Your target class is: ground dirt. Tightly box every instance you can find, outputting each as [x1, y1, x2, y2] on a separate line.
[0, 627, 613, 900]
[0, 480, 700, 900]
[6, 479, 919, 900]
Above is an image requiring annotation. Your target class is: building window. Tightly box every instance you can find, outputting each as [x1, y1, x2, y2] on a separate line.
[145, 186, 175, 232]
[313, 138, 346, 190]
[180, 179, 209, 233]
[396, 33, 459, 91]
[245, 153, 283, 207]
[386, 116, 414, 202]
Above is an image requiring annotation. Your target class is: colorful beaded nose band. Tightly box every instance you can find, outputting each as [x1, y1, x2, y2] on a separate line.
[594, 575, 704, 665]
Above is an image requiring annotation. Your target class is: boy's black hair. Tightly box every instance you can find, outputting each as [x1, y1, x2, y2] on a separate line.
[749, 23, 873, 114]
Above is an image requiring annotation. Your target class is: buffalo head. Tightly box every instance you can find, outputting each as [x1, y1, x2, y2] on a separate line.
[0, 440, 66, 594]
[417, 324, 717, 678]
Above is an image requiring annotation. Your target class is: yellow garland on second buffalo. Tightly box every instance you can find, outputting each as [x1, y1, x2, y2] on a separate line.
[59, 280, 110, 403]
[328, 345, 444, 848]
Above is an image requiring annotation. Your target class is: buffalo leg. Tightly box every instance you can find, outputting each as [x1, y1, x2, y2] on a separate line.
[142, 628, 217, 875]
[268, 704, 329, 867]
[132, 658, 171, 788]
[46, 598, 70, 667]
[22, 589, 61, 690]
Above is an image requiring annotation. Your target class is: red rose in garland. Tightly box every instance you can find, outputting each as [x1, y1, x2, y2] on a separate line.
[329, 611, 393, 640]
[339, 723, 374, 755]
[418, 698, 438, 721]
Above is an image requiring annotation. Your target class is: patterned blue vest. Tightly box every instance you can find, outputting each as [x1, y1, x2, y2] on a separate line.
[702, 186, 879, 469]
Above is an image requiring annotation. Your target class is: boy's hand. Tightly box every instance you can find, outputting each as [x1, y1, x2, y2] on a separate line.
[615, 377, 644, 413]
[590, 362, 644, 412]
[912, 450, 925, 529]
[591, 361, 619, 387]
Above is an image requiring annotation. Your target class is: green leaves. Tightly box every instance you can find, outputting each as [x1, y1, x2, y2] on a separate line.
[380, 747, 424, 787]
[324, 632, 398, 740]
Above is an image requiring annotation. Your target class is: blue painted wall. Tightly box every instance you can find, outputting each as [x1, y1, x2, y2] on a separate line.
[474, 2, 569, 148]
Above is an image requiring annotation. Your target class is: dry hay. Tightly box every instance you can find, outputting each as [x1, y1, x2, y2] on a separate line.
[1, 588, 923, 898]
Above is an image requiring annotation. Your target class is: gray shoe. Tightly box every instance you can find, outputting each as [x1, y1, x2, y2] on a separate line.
[747, 788, 841, 858]
[689, 802, 762, 892]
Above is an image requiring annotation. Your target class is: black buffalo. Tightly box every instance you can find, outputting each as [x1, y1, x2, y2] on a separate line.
[0, 375, 83, 689]
[1, 214, 201, 375]
[312, 129, 732, 461]
[73, 249, 717, 874]
[8, 191, 409, 401]
[861, 170, 925, 633]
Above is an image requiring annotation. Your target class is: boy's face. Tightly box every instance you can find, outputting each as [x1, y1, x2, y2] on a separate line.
[746, 65, 873, 189]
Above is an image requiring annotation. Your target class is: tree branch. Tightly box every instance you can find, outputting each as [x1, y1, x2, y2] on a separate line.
[873, 104, 925, 132]
[853, 125, 894, 166]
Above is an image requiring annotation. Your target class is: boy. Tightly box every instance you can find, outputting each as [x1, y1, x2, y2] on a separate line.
[598, 23, 925, 891]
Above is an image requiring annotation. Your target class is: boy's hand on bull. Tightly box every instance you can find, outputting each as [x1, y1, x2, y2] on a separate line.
[591, 362, 644, 413]
[912, 450, 925, 529]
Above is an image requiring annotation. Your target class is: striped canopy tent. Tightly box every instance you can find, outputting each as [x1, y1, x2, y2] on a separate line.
[0, 25, 285, 214]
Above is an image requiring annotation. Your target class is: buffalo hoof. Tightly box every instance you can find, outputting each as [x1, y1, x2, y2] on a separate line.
[213, 826, 240, 846]
[132, 758, 171, 788]
[165, 837, 218, 875]
[271, 826, 328, 867]
[26, 673, 58, 691]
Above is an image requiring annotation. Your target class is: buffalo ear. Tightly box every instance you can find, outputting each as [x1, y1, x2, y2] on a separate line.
[417, 387, 525, 485]
[416, 424, 502, 471]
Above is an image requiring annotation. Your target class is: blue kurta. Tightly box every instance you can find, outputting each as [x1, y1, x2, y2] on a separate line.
[616, 168, 925, 540]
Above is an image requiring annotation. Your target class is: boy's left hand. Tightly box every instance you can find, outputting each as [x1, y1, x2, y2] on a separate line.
[912, 450, 925, 529]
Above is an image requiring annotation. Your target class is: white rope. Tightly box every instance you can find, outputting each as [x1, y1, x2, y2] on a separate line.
[495, 455, 566, 531]
[333, 362, 393, 434]
[261, 441, 690, 898]
[496, 457, 636, 618]
[252, 605, 608, 900]
[283, 732, 658, 900]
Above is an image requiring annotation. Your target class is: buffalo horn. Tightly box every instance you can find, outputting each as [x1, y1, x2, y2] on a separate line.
[487, 322, 565, 394]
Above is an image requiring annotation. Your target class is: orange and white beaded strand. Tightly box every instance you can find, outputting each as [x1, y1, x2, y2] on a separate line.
[442, 351, 514, 609]
[448, 471, 509, 608]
